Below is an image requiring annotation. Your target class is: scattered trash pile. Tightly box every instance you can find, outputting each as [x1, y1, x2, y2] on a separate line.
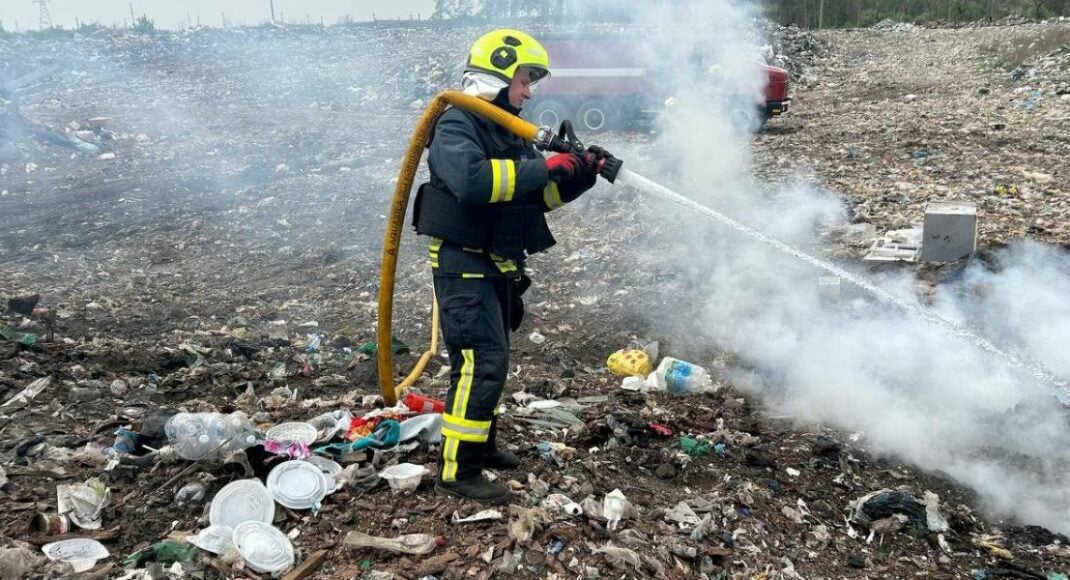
[764, 24, 832, 84]
[3, 306, 1069, 578]
[1008, 40, 1070, 105]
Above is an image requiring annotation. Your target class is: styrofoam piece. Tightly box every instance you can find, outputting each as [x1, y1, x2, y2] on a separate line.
[232, 521, 295, 574]
[208, 479, 275, 530]
[266, 460, 330, 509]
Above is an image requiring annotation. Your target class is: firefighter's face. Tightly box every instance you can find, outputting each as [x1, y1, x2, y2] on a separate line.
[508, 68, 533, 108]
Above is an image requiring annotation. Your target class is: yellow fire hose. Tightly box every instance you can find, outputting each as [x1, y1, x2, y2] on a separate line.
[376, 91, 541, 406]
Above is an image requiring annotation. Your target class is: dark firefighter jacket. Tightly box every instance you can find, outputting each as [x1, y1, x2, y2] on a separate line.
[413, 104, 595, 278]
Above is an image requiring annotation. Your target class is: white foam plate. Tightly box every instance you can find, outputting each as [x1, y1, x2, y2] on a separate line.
[191, 525, 235, 554]
[232, 521, 294, 574]
[208, 479, 276, 530]
[265, 422, 318, 445]
[42, 538, 109, 573]
[303, 455, 344, 493]
[266, 460, 330, 509]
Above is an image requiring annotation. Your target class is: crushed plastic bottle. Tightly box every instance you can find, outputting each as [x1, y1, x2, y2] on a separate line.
[647, 357, 715, 395]
[343, 531, 437, 555]
[164, 412, 260, 460]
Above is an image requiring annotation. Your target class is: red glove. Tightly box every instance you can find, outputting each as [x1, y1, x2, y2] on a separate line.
[545, 153, 583, 183]
[579, 150, 603, 176]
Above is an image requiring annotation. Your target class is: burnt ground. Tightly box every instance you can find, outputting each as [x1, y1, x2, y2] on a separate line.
[1, 22, 1070, 579]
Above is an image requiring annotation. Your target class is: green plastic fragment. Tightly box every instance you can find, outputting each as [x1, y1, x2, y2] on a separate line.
[17, 333, 38, 347]
[357, 336, 410, 356]
[680, 436, 711, 457]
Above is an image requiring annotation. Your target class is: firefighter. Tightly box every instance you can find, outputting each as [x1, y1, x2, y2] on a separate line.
[412, 29, 600, 504]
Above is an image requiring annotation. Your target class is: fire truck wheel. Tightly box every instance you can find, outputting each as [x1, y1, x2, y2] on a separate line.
[576, 99, 614, 133]
[530, 100, 570, 130]
[728, 106, 766, 134]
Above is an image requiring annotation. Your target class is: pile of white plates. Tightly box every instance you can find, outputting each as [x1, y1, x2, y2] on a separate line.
[197, 457, 344, 575]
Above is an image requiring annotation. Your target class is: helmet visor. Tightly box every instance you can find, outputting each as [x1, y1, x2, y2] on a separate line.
[527, 66, 550, 86]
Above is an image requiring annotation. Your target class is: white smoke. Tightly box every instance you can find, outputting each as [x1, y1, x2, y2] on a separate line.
[607, 0, 1070, 534]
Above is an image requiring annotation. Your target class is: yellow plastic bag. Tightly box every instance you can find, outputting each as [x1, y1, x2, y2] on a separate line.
[607, 349, 652, 377]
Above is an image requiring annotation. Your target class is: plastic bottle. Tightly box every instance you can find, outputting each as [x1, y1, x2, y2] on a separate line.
[165, 414, 214, 460]
[211, 412, 260, 454]
[343, 531, 437, 555]
[649, 357, 714, 395]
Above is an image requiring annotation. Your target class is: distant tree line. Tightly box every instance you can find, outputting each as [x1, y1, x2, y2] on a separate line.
[768, 0, 1070, 28]
[432, 0, 1070, 26]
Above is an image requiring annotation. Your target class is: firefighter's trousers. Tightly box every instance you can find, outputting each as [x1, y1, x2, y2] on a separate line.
[434, 275, 514, 482]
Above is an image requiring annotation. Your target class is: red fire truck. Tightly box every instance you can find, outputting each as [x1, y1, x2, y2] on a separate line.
[530, 35, 790, 133]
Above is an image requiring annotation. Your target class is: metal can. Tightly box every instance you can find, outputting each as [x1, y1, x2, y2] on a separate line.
[31, 513, 70, 536]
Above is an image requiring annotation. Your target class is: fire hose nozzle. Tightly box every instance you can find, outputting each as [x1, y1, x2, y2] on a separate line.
[599, 154, 623, 184]
[536, 121, 623, 183]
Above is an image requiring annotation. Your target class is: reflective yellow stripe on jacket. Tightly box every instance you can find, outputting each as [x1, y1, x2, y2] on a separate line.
[489, 159, 516, 203]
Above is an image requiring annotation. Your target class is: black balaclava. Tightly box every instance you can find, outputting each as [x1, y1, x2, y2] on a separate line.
[493, 87, 521, 115]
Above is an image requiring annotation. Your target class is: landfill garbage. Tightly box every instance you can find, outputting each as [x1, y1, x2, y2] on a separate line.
[606, 348, 653, 377]
[6, 294, 40, 314]
[208, 479, 275, 530]
[2, 376, 50, 407]
[451, 509, 504, 523]
[165, 412, 259, 460]
[307, 410, 354, 442]
[357, 336, 410, 356]
[41, 538, 110, 573]
[541, 493, 584, 516]
[593, 544, 641, 571]
[680, 436, 712, 457]
[233, 520, 296, 574]
[972, 536, 1014, 560]
[191, 525, 235, 555]
[619, 376, 645, 391]
[397, 413, 443, 444]
[850, 489, 927, 533]
[603, 489, 636, 531]
[174, 482, 207, 508]
[56, 478, 110, 530]
[266, 421, 319, 445]
[506, 506, 546, 543]
[123, 540, 199, 567]
[339, 463, 381, 497]
[30, 513, 70, 536]
[647, 357, 715, 394]
[304, 455, 345, 492]
[664, 500, 702, 528]
[266, 459, 331, 510]
[0, 546, 45, 578]
[923, 490, 950, 533]
[344, 531, 438, 555]
[378, 463, 429, 491]
[403, 392, 446, 414]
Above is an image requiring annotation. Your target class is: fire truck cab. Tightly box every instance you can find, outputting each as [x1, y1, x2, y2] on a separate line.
[530, 34, 791, 133]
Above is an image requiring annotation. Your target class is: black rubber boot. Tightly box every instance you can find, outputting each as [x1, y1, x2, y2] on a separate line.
[435, 477, 512, 505]
[483, 448, 521, 470]
[483, 416, 521, 470]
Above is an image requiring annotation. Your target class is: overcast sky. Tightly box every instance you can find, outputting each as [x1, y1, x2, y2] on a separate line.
[1, 1, 437, 30]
